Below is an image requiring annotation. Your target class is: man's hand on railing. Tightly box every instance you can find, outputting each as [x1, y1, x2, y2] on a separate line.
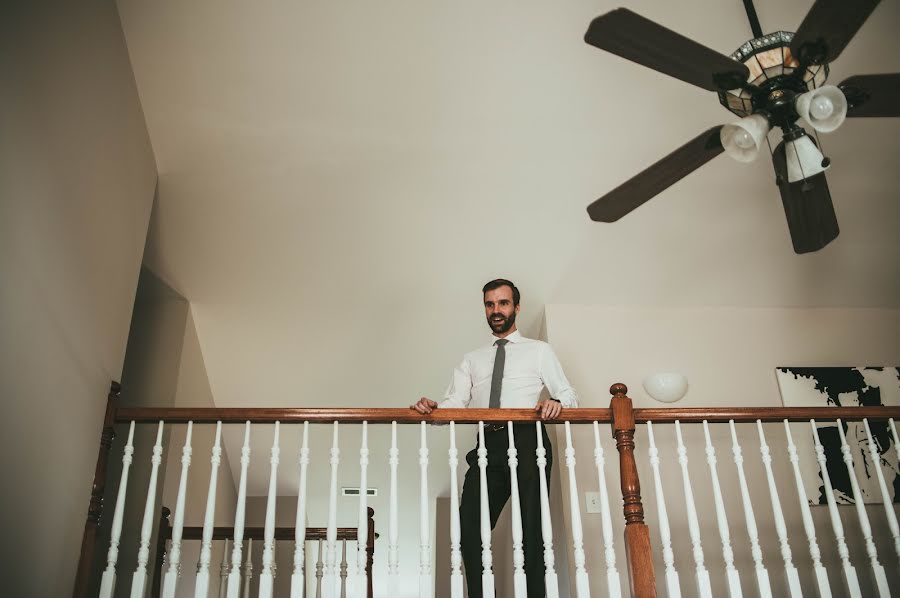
[410, 397, 562, 419]
[536, 399, 562, 420]
[410, 397, 438, 414]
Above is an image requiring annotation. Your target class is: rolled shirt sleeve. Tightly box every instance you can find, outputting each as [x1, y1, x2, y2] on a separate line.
[439, 357, 473, 408]
[540, 344, 579, 407]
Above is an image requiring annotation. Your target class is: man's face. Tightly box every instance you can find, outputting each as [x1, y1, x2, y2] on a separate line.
[484, 286, 519, 335]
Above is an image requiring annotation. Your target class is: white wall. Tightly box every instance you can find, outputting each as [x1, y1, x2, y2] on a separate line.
[546, 305, 900, 597]
[0, 1, 156, 595]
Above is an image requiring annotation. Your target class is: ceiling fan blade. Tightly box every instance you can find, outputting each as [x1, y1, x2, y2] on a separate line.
[584, 9, 749, 92]
[772, 141, 839, 254]
[839, 73, 900, 117]
[790, 0, 880, 65]
[587, 126, 724, 222]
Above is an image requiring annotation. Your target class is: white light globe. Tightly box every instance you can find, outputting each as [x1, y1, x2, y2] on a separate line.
[642, 373, 689, 403]
[809, 95, 834, 120]
[733, 129, 755, 149]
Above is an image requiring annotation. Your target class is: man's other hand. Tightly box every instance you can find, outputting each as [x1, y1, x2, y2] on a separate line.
[411, 397, 438, 414]
[536, 400, 562, 420]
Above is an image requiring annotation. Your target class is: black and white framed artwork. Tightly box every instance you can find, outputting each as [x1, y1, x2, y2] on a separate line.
[776, 366, 900, 505]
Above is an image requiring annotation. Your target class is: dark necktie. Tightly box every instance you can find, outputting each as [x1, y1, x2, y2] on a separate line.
[488, 339, 509, 409]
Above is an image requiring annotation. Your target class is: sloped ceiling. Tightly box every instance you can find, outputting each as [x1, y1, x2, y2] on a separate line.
[118, 0, 900, 418]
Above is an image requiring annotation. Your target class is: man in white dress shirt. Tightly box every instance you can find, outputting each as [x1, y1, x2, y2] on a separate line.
[411, 279, 578, 598]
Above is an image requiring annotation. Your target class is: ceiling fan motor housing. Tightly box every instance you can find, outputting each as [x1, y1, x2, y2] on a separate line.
[717, 31, 829, 128]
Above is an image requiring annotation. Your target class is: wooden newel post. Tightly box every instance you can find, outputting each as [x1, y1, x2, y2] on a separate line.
[610, 383, 657, 598]
[73, 381, 120, 598]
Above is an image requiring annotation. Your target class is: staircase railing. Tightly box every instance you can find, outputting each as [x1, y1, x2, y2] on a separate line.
[73, 381, 900, 598]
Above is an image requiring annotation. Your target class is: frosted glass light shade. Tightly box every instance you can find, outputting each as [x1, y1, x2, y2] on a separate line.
[795, 85, 847, 133]
[784, 134, 828, 182]
[642, 373, 689, 403]
[721, 114, 770, 162]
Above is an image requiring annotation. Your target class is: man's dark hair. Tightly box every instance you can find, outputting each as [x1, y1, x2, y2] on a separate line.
[482, 278, 520, 306]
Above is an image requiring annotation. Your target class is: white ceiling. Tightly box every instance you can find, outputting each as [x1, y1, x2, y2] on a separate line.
[118, 0, 900, 417]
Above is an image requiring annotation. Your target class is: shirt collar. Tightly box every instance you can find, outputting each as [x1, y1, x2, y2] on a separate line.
[490, 329, 523, 345]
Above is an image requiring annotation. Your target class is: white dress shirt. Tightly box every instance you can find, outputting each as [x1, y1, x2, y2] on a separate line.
[440, 330, 578, 409]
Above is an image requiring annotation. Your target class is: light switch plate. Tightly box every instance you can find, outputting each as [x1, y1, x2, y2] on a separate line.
[585, 491, 601, 513]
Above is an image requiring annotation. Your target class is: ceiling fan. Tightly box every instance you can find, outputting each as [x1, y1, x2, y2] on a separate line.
[583, 0, 899, 253]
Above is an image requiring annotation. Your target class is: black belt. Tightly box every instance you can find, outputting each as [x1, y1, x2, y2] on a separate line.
[483, 422, 507, 432]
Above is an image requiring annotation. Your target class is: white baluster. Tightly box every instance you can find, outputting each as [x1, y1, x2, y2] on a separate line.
[592, 421, 624, 598]
[387, 421, 400, 594]
[419, 421, 433, 597]
[354, 421, 369, 598]
[701, 421, 741, 598]
[226, 422, 252, 598]
[835, 420, 889, 597]
[130, 420, 165, 598]
[99, 421, 136, 598]
[316, 539, 325, 598]
[728, 421, 772, 598]
[675, 421, 712, 597]
[218, 538, 230, 598]
[340, 540, 348, 598]
[258, 422, 281, 597]
[564, 421, 591, 598]
[784, 421, 830, 597]
[242, 539, 253, 598]
[506, 422, 528, 598]
[810, 420, 861, 598]
[324, 421, 341, 598]
[161, 422, 193, 598]
[535, 422, 560, 598]
[590, 421, 622, 598]
[755, 421, 801, 598]
[646, 422, 680, 598]
[291, 421, 310, 598]
[863, 419, 900, 561]
[448, 422, 464, 598]
[271, 542, 278, 581]
[196, 422, 224, 598]
[477, 422, 496, 597]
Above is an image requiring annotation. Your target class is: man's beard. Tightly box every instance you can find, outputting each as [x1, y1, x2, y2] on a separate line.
[487, 311, 516, 334]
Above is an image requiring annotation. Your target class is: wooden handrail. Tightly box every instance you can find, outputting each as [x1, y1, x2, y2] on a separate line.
[165, 526, 376, 542]
[154, 506, 379, 598]
[114, 405, 900, 425]
[633, 406, 900, 423]
[114, 407, 614, 424]
[156, 510, 380, 543]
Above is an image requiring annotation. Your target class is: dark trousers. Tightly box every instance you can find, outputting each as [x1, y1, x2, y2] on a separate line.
[459, 423, 552, 598]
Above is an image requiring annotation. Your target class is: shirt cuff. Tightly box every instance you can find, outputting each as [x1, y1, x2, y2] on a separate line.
[552, 391, 578, 408]
[439, 397, 467, 409]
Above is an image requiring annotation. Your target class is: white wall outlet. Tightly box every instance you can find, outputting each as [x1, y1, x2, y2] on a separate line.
[584, 491, 601, 514]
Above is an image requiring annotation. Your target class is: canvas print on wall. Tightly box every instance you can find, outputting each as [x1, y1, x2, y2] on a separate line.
[776, 366, 900, 505]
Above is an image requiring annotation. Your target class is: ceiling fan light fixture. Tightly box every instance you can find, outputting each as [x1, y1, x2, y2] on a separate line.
[721, 113, 770, 162]
[795, 85, 848, 132]
[784, 131, 828, 182]
[718, 31, 830, 118]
